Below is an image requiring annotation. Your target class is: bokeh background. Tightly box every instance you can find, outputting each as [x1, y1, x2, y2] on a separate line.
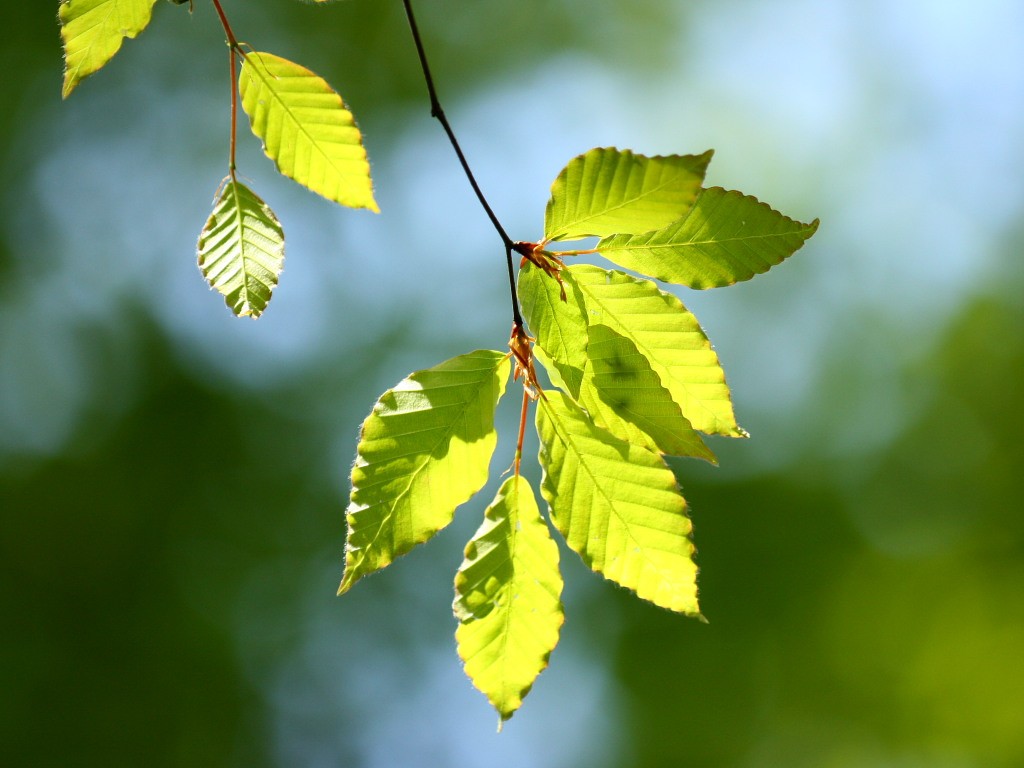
[3, 1, 1023, 765]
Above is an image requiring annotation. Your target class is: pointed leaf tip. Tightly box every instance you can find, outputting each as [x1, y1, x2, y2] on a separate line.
[197, 180, 285, 318]
[239, 51, 378, 211]
[339, 350, 511, 594]
[60, 0, 158, 98]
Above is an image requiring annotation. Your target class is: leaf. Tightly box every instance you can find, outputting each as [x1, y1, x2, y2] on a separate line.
[579, 325, 717, 462]
[59, 0, 157, 99]
[239, 51, 378, 211]
[536, 391, 699, 614]
[569, 264, 745, 437]
[454, 476, 563, 726]
[196, 179, 285, 319]
[544, 148, 711, 243]
[598, 187, 819, 288]
[517, 262, 589, 398]
[339, 350, 511, 594]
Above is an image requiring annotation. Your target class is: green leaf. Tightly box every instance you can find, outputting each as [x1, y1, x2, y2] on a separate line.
[569, 264, 744, 437]
[239, 51, 378, 211]
[59, 0, 157, 99]
[536, 391, 699, 614]
[543, 148, 711, 243]
[579, 325, 717, 462]
[196, 179, 285, 319]
[339, 350, 511, 594]
[454, 475, 564, 726]
[598, 187, 819, 288]
[517, 262, 589, 398]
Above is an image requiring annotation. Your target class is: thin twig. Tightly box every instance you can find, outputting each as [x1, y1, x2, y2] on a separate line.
[401, 0, 523, 328]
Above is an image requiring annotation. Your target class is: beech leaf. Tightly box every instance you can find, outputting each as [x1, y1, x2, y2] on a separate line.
[454, 475, 563, 726]
[536, 391, 700, 614]
[197, 179, 285, 319]
[598, 187, 819, 288]
[544, 148, 711, 242]
[339, 350, 510, 594]
[239, 51, 378, 211]
[59, 0, 157, 99]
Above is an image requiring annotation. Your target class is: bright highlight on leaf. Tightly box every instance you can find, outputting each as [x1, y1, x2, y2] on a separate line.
[454, 475, 564, 726]
[544, 148, 711, 243]
[537, 391, 700, 614]
[339, 350, 511, 594]
[197, 179, 285, 319]
[59, 0, 157, 99]
[239, 51, 378, 211]
[598, 187, 820, 288]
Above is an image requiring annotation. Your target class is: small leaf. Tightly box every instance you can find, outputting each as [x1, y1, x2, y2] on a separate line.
[517, 263, 589, 398]
[598, 187, 819, 288]
[536, 391, 700, 614]
[568, 264, 744, 437]
[339, 350, 511, 594]
[59, 0, 157, 99]
[544, 148, 711, 243]
[239, 51, 378, 211]
[579, 325, 717, 462]
[454, 476, 563, 726]
[197, 179, 285, 319]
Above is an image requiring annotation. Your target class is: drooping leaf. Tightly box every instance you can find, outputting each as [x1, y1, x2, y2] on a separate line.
[239, 51, 378, 211]
[454, 475, 563, 726]
[536, 391, 699, 614]
[579, 325, 717, 462]
[59, 0, 157, 99]
[196, 179, 285, 319]
[598, 187, 819, 288]
[339, 350, 510, 594]
[569, 264, 745, 437]
[543, 148, 711, 243]
[517, 263, 589, 398]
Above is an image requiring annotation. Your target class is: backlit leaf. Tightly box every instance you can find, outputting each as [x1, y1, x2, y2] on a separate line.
[197, 179, 284, 319]
[598, 187, 819, 288]
[569, 264, 745, 437]
[239, 51, 378, 211]
[544, 148, 711, 242]
[454, 476, 563, 726]
[536, 391, 699, 614]
[339, 350, 510, 594]
[579, 325, 717, 462]
[59, 0, 157, 99]
[517, 262, 589, 398]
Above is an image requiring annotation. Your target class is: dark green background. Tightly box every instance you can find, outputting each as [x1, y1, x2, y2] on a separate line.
[3, 2, 1022, 765]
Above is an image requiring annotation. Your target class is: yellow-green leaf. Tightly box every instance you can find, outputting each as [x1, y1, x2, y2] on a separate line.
[579, 325, 717, 462]
[536, 391, 700, 614]
[569, 264, 745, 437]
[59, 0, 157, 99]
[197, 179, 285, 319]
[544, 148, 711, 243]
[454, 476, 563, 726]
[239, 51, 378, 211]
[339, 350, 510, 594]
[598, 187, 819, 288]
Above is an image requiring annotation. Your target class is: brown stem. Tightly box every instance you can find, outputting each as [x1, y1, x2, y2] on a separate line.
[228, 46, 238, 178]
[210, 0, 239, 49]
[514, 389, 530, 477]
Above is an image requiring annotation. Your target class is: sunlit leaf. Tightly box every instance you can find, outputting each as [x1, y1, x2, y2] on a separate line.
[454, 475, 563, 726]
[517, 263, 589, 398]
[239, 51, 378, 211]
[196, 179, 285, 319]
[569, 265, 744, 437]
[579, 325, 717, 462]
[339, 350, 510, 594]
[536, 391, 700, 614]
[59, 0, 157, 99]
[598, 187, 819, 288]
[544, 148, 711, 242]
